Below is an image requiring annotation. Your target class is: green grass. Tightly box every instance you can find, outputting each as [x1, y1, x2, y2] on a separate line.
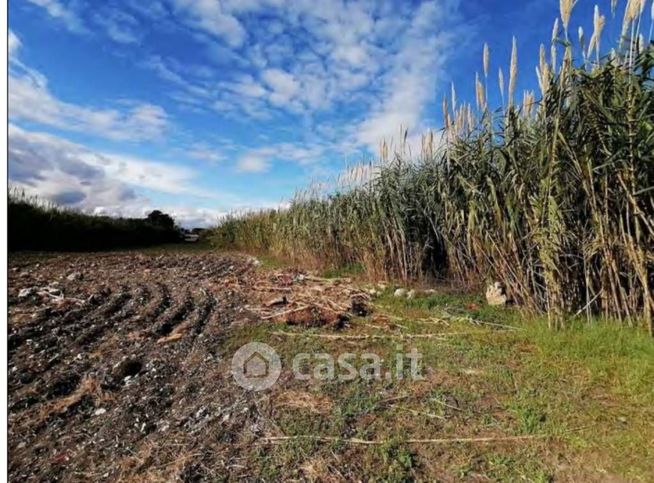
[221, 282, 653, 480]
[321, 262, 365, 279]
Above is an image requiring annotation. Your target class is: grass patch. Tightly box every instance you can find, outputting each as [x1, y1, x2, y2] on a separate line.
[220, 272, 652, 480]
[321, 263, 365, 279]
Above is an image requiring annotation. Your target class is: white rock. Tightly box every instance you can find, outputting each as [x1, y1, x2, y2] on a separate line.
[485, 282, 508, 306]
[94, 408, 107, 416]
[66, 272, 83, 281]
[18, 288, 35, 298]
[393, 288, 407, 298]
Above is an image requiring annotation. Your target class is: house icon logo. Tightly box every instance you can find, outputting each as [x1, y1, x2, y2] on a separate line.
[231, 342, 281, 391]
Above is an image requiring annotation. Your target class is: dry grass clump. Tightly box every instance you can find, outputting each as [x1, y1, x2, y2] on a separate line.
[36, 376, 106, 424]
[275, 390, 334, 415]
[210, 4, 654, 334]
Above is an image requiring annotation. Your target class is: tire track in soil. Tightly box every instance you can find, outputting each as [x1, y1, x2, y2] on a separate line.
[7, 252, 263, 481]
[7, 289, 112, 355]
[8, 287, 154, 414]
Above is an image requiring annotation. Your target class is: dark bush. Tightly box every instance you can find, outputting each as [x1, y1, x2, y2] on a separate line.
[8, 193, 181, 251]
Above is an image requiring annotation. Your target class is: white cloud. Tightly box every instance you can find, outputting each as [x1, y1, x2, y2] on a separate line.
[188, 146, 225, 164]
[9, 47, 169, 142]
[9, 124, 286, 227]
[12, 0, 464, 216]
[93, 9, 141, 44]
[227, 74, 269, 98]
[127, 0, 462, 163]
[8, 124, 209, 199]
[92, 204, 227, 228]
[184, 0, 461, 158]
[234, 141, 327, 174]
[355, 0, 458, 153]
[236, 154, 270, 173]
[170, 0, 247, 47]
[262, 68, 300, 106]
[9, 30, 22, 58]
[9, 124, 139, 209]
[25, 0, 86, 33]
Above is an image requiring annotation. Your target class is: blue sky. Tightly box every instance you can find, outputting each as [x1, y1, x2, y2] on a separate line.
[8, 0, 645, 226]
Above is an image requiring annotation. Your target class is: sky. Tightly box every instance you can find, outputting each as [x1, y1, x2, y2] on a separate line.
[7, 0, 636, 227]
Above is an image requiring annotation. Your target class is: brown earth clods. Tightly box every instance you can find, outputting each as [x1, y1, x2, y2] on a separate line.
[8, 251, 369, 482]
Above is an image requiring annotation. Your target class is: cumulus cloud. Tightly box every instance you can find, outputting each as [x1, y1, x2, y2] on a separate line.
[236, 154, 270, 173]
[8, 124, 287, 227]
[9, 124, 139, 209]
[234, 141, 328, 174]
[9, 30, 22, 58]
[162, 0, 459, 159]
[13, 0, 464, 214]
[8, 123, 225, 202]
[262, 68, 300, 106]
[355, 0, 459, 153]
[170, 0, 247, 47]
[93, 8, 141, 44]
[187, 145, 225, 164]
[25, 0, 86, 33]
[227, 75, 269, 98]
[8, 45, 169, 142]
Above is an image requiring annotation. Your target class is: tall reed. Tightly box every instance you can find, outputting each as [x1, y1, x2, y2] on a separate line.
[210, 3, 654, 333]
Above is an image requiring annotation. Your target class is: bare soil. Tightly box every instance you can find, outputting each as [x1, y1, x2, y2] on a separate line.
[7, 251, 369, 481]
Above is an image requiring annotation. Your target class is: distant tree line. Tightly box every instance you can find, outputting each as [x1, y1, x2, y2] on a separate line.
[9, 192, 182, 251]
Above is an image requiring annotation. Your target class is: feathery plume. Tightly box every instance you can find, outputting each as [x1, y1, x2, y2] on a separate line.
[588, 5, 606, 60]
[498, 67, 505, 102]
[624, 0, 645, 30]
[475, 72, 486, 111]
[451, 82, 457, 113]
[560, 0, 574, 34]
[523, 90, 535, 116]
[483, 43, 490, 78]
[622, 0, 646, 54]
[552, 18, 560, 43]
[537, 44, 550, 95]
[578, 26, 586, 62]
[509, 37, 518, 106]
[442, 97, 450, 132]
[551, 44, 558, 75]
